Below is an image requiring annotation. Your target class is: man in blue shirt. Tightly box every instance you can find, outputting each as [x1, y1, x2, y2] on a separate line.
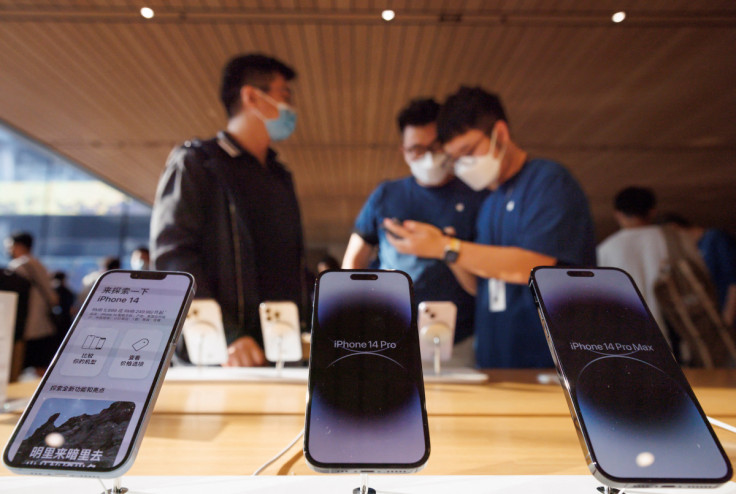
[342, 98, 488, 357]
[385, 87, 596, 368]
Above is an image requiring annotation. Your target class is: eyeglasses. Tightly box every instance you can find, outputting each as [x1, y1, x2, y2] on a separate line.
[402, 139, 442, 161]
[450, 133, 490, 160]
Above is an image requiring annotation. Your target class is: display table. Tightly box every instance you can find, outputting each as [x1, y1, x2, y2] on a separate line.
[0, 476, 734, 494]
[1, 369, 735, 478]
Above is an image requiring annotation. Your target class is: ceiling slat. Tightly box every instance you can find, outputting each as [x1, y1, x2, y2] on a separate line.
[1, 1, 735, 248]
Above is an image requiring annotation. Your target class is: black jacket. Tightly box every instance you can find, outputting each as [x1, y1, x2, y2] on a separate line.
[150, 132, 305, 345]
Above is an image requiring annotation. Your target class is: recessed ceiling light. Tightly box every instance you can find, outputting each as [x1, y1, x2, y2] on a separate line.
[381, 9, 395, 22]
[140, 7, 155, 19]
[612, 11, 626, 23]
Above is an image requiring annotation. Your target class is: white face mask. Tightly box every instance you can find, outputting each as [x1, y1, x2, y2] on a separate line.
[408, 151, 451, 186]
[453, 129, 506, 191]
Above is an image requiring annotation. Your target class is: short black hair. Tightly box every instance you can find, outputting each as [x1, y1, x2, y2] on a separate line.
[220, 53, 297, 118]
[397, 98, 441, 134]
[437, 86, 509, 143]
[103, 257, 121, 271]
[134, 246, 150, 255]
[614, 186, 656, 218]
[9, 231, 33, 250]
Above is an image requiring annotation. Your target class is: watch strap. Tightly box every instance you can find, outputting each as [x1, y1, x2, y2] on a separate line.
[443, 237, 461, 263]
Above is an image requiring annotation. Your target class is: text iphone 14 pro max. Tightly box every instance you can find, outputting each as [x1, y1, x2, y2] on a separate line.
[529, 267, 732, 489]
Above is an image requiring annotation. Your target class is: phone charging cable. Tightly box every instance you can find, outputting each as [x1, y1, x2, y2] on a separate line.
[708, 416, 736, 435]
[252, 428, 305, 475]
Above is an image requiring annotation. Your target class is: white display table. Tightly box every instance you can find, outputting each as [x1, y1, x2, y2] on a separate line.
[0, 475, 734, 494]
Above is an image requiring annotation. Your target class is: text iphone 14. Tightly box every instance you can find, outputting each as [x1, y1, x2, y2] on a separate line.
[3, 270, 195, 478]
[529, 267, 732, 489]
[304, 270, 430, 473]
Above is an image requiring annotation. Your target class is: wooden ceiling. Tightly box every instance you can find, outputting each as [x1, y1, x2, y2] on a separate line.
[1, 1, 735, 252]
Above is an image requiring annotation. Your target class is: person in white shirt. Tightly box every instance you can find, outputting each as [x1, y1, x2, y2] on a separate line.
[597, 187, 669, 334]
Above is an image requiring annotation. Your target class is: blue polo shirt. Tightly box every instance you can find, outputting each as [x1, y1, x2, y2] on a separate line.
[698, 229, 736, 310]
[354, 176, 488, 342]
[474, 159, 596, 368]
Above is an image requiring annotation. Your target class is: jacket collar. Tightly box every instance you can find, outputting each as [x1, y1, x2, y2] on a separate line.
[216, 131, 243, 158]
[216, 130, 279, 163]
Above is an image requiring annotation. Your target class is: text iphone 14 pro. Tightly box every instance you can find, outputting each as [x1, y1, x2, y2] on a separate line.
[304, 270, 430, 473]
[529, 267, 732, 489]
[3, 270, 195, 478]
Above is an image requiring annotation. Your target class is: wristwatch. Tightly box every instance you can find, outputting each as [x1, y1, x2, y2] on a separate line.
[443, 237, 461, 264]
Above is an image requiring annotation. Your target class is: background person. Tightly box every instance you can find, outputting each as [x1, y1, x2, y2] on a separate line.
[151, 53, 306, 367]
[76, 256, 121, 311]
[51, 271, 75, 342]
[130, 246, 150, 270]
[597, 187, 669, 333]
[384, 87, 596, 368]
[342, 98, 488, 362]
[4, 231, 59, 375]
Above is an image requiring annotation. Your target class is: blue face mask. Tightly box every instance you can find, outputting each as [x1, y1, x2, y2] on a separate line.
[257, 90, 297, 142]
[265, 102, 297, 141]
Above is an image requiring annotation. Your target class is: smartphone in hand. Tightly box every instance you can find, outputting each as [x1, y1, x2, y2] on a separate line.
[529, 267, 732, 489]
[304, 270, 430, 473]
[3, 270, 195, 478]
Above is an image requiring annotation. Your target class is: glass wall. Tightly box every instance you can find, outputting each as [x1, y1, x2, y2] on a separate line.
[0, 122, 151, 294]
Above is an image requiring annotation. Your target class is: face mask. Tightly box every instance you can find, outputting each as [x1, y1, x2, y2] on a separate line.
[453, 129, 506, 191]
[131, 258, 147, 271]
[256, 90, 297, 142]
[408, 151, 451, 186]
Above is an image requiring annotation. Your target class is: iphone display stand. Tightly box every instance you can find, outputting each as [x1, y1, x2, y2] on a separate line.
[181, 300, 229, 367]
[191, 321, 223, 369]
[263, 321, 302, 376]
[420, 322, 452, 375]
[352, 472, 377, 494]
[100, 476, 152, 494]
[260, 301, 302, 375]
[101, 477, 128, 494]
[270, 322, 293, 374]
[596, 486, 624, 494]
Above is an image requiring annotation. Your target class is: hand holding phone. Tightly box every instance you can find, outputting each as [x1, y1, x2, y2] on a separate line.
[304, 270, 430, 473]
[529, 267, 732, 489]
[3, 270, 195, 478]
[381, 217, 405, 240]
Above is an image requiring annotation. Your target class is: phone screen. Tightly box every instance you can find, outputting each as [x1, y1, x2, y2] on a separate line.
[531, 267, 732, 485]
[305, 270, 430, 471]
[4, 271, 193, 476]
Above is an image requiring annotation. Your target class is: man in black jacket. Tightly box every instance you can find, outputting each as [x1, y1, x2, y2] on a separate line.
[151, 53, 305, 366]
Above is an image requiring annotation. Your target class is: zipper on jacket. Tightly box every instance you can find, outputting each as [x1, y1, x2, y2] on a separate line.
[228, 198, 246, 329]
